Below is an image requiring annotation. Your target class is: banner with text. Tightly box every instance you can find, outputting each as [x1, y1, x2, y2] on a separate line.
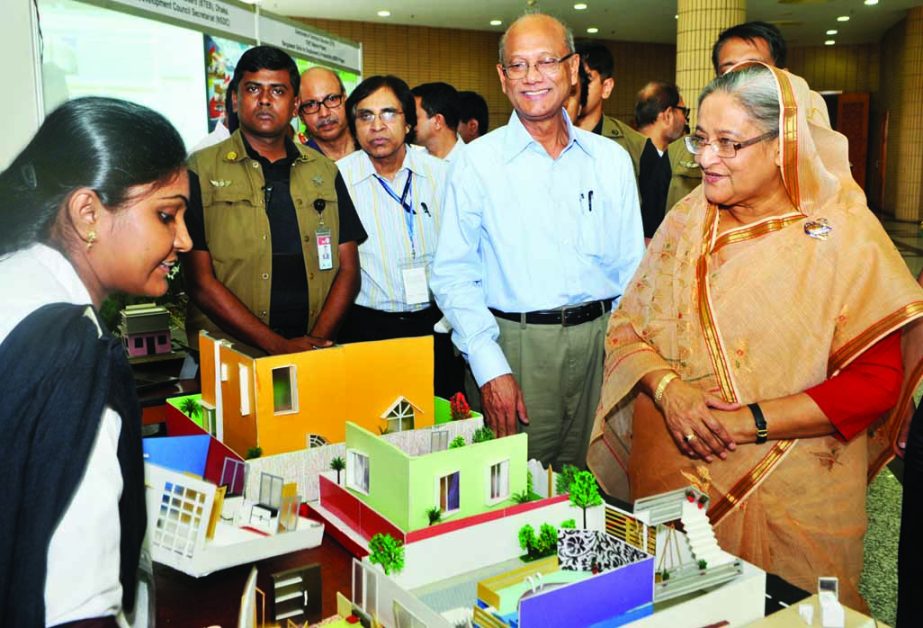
[104, 0, 254, 41]
[259, 13, 361, 73]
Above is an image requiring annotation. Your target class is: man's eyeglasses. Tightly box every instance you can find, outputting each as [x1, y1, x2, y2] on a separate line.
[299, 93, 344, 116]
[356, 108, 404, 124]
[674, 105, 690, 118]
[501, 53, 575, 80]
[684, 130, 778, 159]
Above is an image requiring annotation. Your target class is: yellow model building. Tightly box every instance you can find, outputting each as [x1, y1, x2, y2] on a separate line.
[198, 332, 435, 457]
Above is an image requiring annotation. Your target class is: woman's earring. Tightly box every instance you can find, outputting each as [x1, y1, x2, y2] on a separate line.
[86, 230, 97, 251]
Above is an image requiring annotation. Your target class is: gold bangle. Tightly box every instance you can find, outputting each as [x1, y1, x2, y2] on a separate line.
[653, 372, 679, 405]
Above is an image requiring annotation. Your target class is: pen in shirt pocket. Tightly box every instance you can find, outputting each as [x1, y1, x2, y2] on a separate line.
[421, 202, 432, 217]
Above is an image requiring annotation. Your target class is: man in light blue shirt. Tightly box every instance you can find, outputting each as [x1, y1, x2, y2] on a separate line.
[431, 13, 644, 468]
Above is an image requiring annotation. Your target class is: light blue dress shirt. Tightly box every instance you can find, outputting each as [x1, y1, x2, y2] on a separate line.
[431, 111, 644, 387]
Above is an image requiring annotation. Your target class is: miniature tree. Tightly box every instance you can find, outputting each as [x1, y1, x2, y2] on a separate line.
[426, 506, 443, 526]
[555, 464, 579, 496]
[518, 524, 538, 559]
[245, 446, 262, 460]
[472, 425, 495, 443]
[449, 435, 465, 449]
[449, 392, 471, 420]
[569, 471, 603, 528]
[179, 396, 201, 419]
[536, 523, 558, 557]
[368, 533, 405, 575]
[330, 456, 346, 485]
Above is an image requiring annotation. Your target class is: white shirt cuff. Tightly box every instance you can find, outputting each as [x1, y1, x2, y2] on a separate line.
[469, 342, 512, 388]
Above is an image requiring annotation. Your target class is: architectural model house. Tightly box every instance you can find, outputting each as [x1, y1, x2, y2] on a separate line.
[121, 303, 172, 357]
[197, 332, 436, 458]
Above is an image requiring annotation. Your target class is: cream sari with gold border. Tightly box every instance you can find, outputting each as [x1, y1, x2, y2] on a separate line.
[587, 66, 923, 609]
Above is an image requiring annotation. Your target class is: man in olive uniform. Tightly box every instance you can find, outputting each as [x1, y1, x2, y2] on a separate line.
[183, 46, 366, 356]
[574, 41, 646, 179]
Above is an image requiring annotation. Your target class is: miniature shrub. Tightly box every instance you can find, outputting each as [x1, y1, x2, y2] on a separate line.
[560, 519, 576, 529]
[449, 436, 465, 449]
[518, 523, 559, 560]
[512, 470, 539, 504]
[518, 525, 537, 554]
[555, 464, 579, 496]
[698, 559, 708, 570]
[426, 506, 442, 526]
[472, 425, 495, 443]
[368, 533, 405, 575]
[245, 446, 262, 460]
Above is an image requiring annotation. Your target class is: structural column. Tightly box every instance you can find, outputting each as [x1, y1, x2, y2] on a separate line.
[675, 0, 746, 121]
[895, 6, 923, 222]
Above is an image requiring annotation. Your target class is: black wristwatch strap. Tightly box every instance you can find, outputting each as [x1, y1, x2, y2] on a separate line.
[749, 402, 768, 444]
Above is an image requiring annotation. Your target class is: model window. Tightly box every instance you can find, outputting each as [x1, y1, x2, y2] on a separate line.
[489, 460, 510, 502]
[239, 364, 250, 415]
[348, 450, 370, 494]
[134, 337, 143, 348]
[272, 365, 297, 413]
[385, 398, 415, 432]
[158, 334, 167, 344]
[439, 471, 460, 515]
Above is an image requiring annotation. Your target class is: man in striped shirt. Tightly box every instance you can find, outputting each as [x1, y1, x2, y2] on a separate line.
[337, 75, 465, 399]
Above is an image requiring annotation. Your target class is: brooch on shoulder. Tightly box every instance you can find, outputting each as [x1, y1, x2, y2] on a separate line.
[210, 179, 232, 188]
[804, 218, 832, 240]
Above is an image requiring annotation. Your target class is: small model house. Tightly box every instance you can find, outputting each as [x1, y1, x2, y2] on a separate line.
[341, 422, 528, 532]
[121, 303, 172, 357]
[198, 333, 436, 458]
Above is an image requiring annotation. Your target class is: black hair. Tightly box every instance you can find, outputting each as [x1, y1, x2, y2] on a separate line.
[0, 97, 186, 256]
[345, 75, 417, 144]
[224, 87, 238, 133]
[712, 21, 787, 75]
[578, 61, 589, 112]
[230, 45, 300, 95]
[457, 91, 489, 137]
[576, 41, 614, 80]
[411, 82, 461, 129]
[634, 81, 680, 128]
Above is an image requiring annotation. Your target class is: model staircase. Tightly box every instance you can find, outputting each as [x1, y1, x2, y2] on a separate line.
[679, 501, 734, 567]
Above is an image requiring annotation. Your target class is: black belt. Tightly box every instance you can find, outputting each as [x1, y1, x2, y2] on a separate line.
[489, 298, 615, 327]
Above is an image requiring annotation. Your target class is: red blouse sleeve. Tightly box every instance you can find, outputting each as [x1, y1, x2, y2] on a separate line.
[806, 331, 903, 441]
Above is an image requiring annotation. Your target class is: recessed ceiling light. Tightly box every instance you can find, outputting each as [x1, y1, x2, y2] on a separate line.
[826, 29, 838, 35]
[490, 19, 502, 26]
[825, 40, 836, 46]
[377, 10, 391, 17]
[837, 15, 850, 22]
[586, 27, 599, 34]
[574, 3, 588, 9]
[674, 14, 678, 20]
[864, 0, 879, 5]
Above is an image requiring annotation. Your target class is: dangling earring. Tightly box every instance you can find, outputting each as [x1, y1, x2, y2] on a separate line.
[86, 230, 97, 251]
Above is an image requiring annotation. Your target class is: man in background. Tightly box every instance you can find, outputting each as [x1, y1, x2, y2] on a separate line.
[298, 66, 357, 161]
[574, 41, 645, 178]
[634, 81, 689, 240]
[412, 82, 465, 162]
[456, 90, 489, 143]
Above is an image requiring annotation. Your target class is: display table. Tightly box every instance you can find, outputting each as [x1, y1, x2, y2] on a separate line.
[154, 534, 352, 626]
[754, 594, 890, 628]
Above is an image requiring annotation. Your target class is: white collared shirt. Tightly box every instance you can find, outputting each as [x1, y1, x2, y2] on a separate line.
[338, 147, 447, 312]
[0, 244, 124, 624]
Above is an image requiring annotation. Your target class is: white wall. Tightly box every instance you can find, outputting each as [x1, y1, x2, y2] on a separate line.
[1, 1, 43, 169]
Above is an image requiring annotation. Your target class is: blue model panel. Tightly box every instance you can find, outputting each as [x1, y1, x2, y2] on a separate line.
[143, 434, 210, 476]
[518, 557, 654, 627]
[589, 603, 653, 627]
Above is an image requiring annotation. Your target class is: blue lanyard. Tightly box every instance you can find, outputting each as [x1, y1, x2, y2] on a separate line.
[375, 173, 416, 256]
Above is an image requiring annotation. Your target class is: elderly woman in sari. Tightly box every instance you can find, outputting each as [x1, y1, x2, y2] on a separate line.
[586, 63, 923, 610]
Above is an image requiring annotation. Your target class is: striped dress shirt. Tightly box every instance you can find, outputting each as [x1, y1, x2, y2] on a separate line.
[337, 146, 447, 312]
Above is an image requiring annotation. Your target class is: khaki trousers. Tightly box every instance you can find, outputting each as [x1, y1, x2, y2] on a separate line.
[468, 314, 608, 470]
